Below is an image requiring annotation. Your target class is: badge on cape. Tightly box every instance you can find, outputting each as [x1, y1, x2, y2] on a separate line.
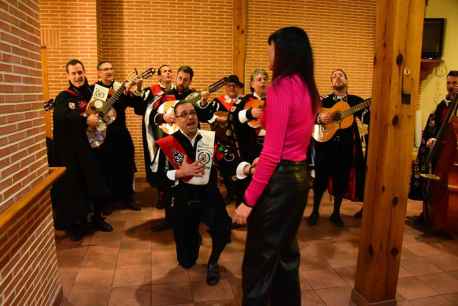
[68, 102, 76, 110]
[173, 151, 184, 165]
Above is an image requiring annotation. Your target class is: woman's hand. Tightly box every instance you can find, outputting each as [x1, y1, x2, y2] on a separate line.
[232, 203, 252, 225]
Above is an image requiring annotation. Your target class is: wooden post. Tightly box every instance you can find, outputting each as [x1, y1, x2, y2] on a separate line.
[233, 0, 247, 83]
[351, 0, 425, 305]
[40, 46, 52, 139]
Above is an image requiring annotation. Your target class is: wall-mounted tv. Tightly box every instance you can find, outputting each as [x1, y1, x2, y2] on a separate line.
[422, 18, 445, 59]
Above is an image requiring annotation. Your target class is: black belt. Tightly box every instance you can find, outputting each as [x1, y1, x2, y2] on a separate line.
[277, 160, 306, 172]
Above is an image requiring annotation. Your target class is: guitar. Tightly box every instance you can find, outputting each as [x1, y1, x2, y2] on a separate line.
[243, 96, 265, 128]
[86, 67, 155, 148]
[312, 98, 371, 142]
[158, 77, 226, 135]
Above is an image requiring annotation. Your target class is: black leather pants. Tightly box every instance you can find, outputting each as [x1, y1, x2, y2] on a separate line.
[242, 160, 310, 306]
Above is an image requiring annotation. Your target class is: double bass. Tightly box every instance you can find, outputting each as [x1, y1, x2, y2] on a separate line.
[420, 96, 458, 235]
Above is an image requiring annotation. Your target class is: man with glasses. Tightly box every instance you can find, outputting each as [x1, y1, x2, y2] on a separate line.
[152, 100, 231, 286]
[94, 61, 142, 212]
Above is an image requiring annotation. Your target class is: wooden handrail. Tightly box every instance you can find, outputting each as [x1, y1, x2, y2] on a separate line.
[0, 167, 65, 229]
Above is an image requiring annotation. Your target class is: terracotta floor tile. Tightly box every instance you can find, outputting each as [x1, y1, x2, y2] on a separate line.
[67, 286, 111, 306]
[113, 265, 152, 287]
[397, 295, 456, 306]
[150, 283, 193, 306]
[120, 238, 152, 251]
[425, 254, 458, 272]
[333, 265, 356, 286]
[314, 286, 352, 306]
[401, 256, 443, 276]
[191, 279, 234, 302]
[416, 272, 458, 295]
[54, 181, 458, 306]
[397, 276, 439, 300]
[301, 269, 347, 290]
[74, 267, 114, 289]
[449, 270, 458, 280]
[151, 263, 190, 285]
[108, 285, 152, 306]
[117, 250, 152, 267]
[442, 293, 458, 304]
[300, 289, 326, 306]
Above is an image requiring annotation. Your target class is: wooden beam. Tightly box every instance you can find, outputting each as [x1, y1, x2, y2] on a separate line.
[40, 46, 52, 139]
[233, 0, 247, 83]
[352, 0, 425, 305]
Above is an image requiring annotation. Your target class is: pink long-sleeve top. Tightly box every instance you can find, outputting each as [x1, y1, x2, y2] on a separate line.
[244, 74, 315, 207]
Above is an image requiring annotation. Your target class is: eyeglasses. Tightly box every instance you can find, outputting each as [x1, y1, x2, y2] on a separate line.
[175, 110, 197, 118]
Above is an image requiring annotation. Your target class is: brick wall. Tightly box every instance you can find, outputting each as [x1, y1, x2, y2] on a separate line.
[0, 190, 61, 306]
[0, 0, 48, 207]
[40, 0, 99, 98]
[245, 0, 375, 97]
[40, 0, 376, 176]
[97, 0, 234, 176]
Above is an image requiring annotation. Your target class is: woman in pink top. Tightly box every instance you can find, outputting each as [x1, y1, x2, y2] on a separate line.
[233, 27, 319, 306]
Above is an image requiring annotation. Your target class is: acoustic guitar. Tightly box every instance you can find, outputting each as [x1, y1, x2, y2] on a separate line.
[158, 78, 226, 134]
[312, 98, 371, 142]
[86, 67, 155, 148]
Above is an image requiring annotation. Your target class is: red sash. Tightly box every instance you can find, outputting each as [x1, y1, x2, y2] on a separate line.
[156, 135, 192, 181]
[216, 96, 234, 112]
[64, 88, 87, 113]
[150, 84, 163, 96]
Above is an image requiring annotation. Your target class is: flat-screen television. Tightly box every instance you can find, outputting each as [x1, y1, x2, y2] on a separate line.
[422, 18, 445, 59]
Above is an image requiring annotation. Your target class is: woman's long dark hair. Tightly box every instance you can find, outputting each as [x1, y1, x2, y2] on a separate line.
[268, 27, 320, 112]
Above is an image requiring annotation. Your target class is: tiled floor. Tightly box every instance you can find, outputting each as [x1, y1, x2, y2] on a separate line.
[56, 181, 458, 306]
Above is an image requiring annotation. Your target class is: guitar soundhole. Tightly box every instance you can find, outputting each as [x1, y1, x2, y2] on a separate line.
[333, 112, 342, 121]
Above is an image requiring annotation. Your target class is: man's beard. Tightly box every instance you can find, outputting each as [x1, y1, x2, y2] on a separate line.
[333, 84, 347, 91]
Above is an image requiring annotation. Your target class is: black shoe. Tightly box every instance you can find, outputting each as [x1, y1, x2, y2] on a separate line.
[102, 205, 113, 216]
[93, 216, 113, 232]
[308, 211, 319, 226]
[125, 198, 141, 211]
[206, 263, 220, 286]
[330, 213, 344, 227]
[67, 226, 84, 241]
[150, 219, 171, 232]
[354, 208, 363, 219]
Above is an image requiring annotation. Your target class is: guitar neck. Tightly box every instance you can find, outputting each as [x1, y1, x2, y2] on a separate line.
[208, 78, 226, 93]
[341, 99, 371, 119]
[106, 83, 126, 108]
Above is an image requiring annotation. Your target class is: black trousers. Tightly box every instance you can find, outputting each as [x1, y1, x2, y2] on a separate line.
[242, 161, 310, 306]
[169, 183, 232, 268]
[313, 137, 352, 199]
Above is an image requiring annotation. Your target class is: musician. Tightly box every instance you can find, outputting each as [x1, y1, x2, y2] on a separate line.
[424, 71, 458, 152]
[410, 70, 458, 221]
[51, 59, 113, 241]
[135, 64, 175, 189]
[225, 69, 267, 166]
[205, 74, 244, 203]
[94, 61, 142, 212]
[152, 100, 231, 286]
[309, 69, 366, 227]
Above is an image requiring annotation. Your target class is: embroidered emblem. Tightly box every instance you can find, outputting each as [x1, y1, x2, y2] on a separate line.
[68, 102, 76, 110]
[197, 151, 211, 165]
[173, 151, 184, 165]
